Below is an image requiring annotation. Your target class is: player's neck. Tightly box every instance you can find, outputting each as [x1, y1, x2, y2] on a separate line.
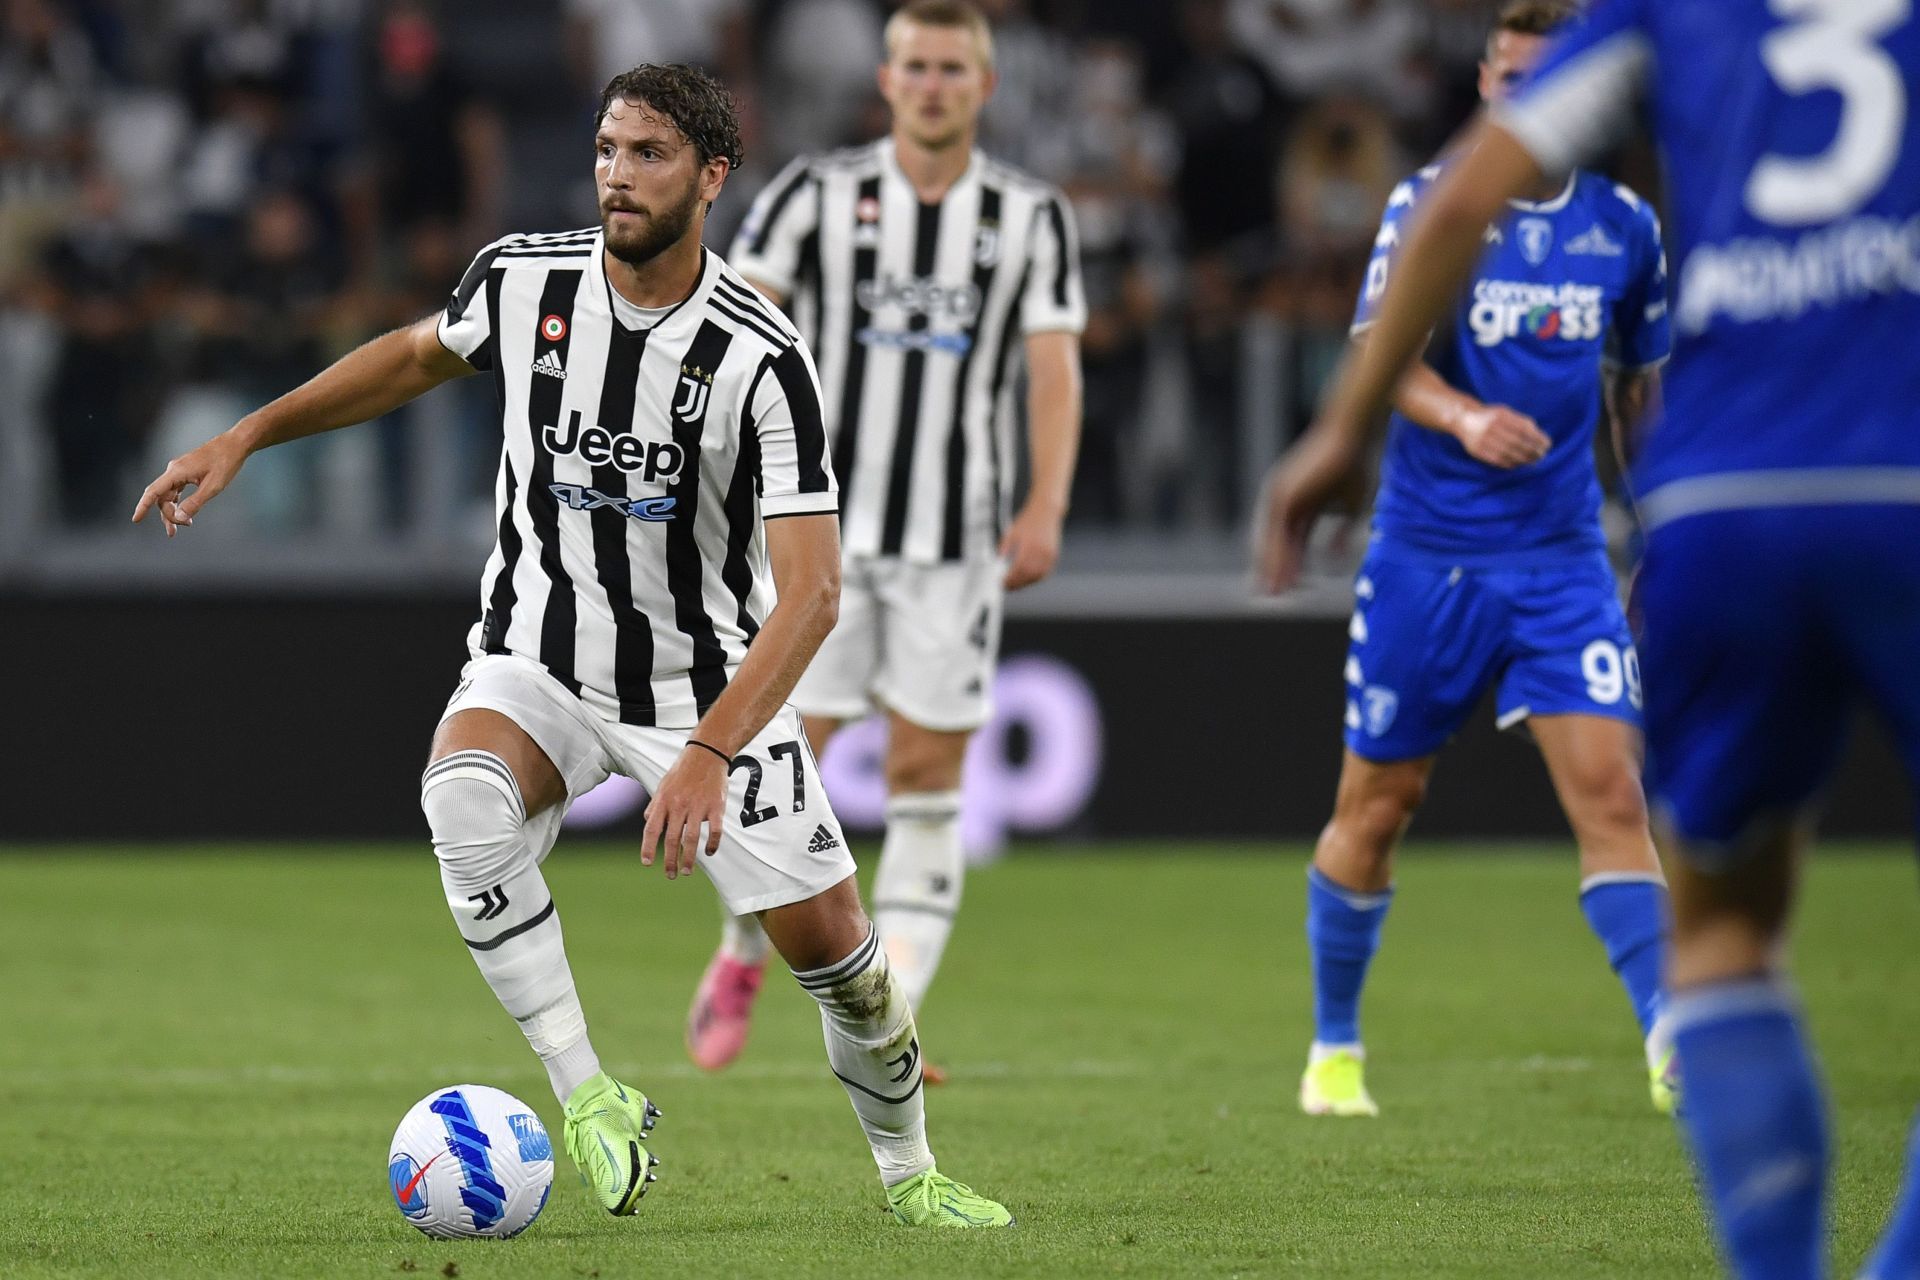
[603, 233, 705, 310]
[891, 128, 975, 203]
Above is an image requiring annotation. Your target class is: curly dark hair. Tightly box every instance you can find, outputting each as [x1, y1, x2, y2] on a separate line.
[595, 63, 745, 171]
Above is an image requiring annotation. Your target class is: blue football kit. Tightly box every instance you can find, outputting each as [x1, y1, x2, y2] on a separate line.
[1344, 163, 1671, 761]
[1501, 4, 1920, 1277]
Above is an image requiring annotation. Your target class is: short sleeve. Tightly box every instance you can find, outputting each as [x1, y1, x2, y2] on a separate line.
[437, 240, 506, 371]
[1351, 173, 1425, 335]
[729, 157, 821, 299]
[1020, 192, 1087, 335]
[749, 343, 838, 518]
[1491, 0, 1654, 177]
[1610, 190, 1672, 370]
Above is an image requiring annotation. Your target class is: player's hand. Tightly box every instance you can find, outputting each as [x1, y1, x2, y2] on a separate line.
[640, 746, 729, 881]
[1254, 419, 1369, 594]
[132, 429, 252, 537]
[1000, 501, 1064, 591]
[1452, 404, 1550, 469]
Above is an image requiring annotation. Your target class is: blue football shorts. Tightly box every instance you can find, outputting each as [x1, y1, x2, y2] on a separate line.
[1342, 545, 1641, 763]
[1636, 502, 1920, 864]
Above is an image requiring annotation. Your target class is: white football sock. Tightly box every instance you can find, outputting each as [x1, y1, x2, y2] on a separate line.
[422, 752, 600, 1104]
[718, 906, 771, 965]
[793, 926, 935, 1186]
[871, 790, 964, 1010]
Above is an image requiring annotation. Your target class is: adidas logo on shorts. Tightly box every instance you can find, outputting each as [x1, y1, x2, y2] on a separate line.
[532, 350, 567, 379]
[807, 824, 841, 853]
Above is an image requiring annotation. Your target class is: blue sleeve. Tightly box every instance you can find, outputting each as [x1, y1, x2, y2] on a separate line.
[1351, 174, 1424, 334]
[1612, 192, 1672, 369]
[1493, 0, 1653, 176]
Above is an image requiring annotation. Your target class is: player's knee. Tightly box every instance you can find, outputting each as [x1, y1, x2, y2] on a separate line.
[1332, 768, 1426, 850]
[1567, 759, 1651, 836]
[884, 740, 965, 795]
[421, 752, 528, 890]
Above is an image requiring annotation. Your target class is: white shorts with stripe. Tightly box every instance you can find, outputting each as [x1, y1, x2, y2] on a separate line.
[439, 652, 855, 915]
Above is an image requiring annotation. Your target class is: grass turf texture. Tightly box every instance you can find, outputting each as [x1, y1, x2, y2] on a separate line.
[2, 844, 1916, 1279]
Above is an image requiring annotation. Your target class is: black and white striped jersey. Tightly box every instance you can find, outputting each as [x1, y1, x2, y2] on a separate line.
[437, 228, 836, 728]
[729, 138, 1085, 564]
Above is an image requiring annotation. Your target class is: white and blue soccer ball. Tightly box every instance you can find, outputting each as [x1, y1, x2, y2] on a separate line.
[388, 1084, 554, 1239]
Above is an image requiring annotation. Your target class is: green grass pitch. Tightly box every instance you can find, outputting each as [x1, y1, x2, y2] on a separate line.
[3, 843, 1916, 1278]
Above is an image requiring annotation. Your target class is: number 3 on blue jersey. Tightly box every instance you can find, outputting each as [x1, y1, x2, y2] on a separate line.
[1748, 0, 1909, 225]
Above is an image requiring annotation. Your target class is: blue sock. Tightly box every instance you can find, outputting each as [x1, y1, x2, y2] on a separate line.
[1579, 876, 1670, 1039]
[1865, 1111, 1920, 1280]
[1669, 977, 1828, 1280]
[1305, 867, 1393, 1047]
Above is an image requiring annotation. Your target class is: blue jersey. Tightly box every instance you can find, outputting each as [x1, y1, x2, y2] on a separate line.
[1354, 166, 1670, 563]
[1499, 0, 1920, 525]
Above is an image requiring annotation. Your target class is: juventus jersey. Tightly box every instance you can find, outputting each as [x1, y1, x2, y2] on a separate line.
[438, 228, 837, 728]
[730, 138, 1086, 564]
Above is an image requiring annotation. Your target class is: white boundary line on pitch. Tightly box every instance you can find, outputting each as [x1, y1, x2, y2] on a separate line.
[0, 1059, 1149, 1090]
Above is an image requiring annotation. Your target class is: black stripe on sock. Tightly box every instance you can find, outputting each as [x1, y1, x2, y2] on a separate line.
[831, 1068, 924, 1107]
[422, 752, 527, 820]
[464, 898, 556, 951]
[794, 928, 879, 989]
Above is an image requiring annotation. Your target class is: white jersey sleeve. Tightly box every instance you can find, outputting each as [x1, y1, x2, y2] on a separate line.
[1020, 191, 1087, 336]
[437, 238, 514, 370]
[729, 157, 821, 300]
[748, 341, 838, 518]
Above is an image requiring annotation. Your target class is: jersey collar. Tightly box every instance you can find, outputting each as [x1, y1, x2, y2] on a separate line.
[591, 233, 718, 338]
[1507, 173, 1577, 214]
[880, 135, 981, 202]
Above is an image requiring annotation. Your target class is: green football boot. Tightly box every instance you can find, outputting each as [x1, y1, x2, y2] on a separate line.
[562, 1071, 661, 1215]
[887, 1169, 1015, 1228]
[1299, 1048, 1380, 1117]
[1650, 1045, 1682, 1116]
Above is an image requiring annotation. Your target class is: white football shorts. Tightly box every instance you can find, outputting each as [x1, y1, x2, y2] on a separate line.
[792, 554, 1004, 732]
[439, 652, 856, 915]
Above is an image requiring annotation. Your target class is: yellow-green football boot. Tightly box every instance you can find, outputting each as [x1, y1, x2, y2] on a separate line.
[1650, 1045, 1682, 1116]
[887, 1169, 1015, 1228]
[1299, 1048, 1379, 1117]
[562, 1071, 661, 1215]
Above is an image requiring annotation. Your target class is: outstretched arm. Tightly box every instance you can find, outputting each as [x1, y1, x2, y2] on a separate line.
[133, 314, 474, 535]
[641, 513, 841, 879]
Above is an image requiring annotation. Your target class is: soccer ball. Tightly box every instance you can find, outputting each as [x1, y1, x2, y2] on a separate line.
[388, 1084, 554, 1239]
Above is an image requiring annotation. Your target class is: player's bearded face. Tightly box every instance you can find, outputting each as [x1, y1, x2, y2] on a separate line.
[600, 166, 702, 266]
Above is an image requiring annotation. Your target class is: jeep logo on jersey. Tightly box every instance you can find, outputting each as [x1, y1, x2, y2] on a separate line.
[855, 273, 983, 322]
[1467, 279, 1605, 348]
[542, 409, 685, 481]
[674, 365, 712, 421]
[1518, 217, 1554, 266]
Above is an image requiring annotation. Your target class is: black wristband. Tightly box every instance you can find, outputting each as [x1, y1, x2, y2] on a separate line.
[687, 738, 731, 766]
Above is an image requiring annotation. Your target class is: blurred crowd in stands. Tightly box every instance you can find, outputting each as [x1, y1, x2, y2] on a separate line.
[1, 0, 1509, 542]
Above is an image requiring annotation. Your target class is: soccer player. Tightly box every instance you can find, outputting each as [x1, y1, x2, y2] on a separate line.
[1260, 1, 1920, 1275]
[1281, 0, 1674, 1121]
[683, 0, 1085, 1075]
[134, 64, 1011, 1230]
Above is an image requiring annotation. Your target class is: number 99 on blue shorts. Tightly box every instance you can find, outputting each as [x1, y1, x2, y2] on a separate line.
[1342, 548, 1641, 762]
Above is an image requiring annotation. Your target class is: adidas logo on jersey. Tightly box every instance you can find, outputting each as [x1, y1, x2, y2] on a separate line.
[807, 824, 841, 853]
[1566, 225, 1626, 257]
[532, 350, 567, 379]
